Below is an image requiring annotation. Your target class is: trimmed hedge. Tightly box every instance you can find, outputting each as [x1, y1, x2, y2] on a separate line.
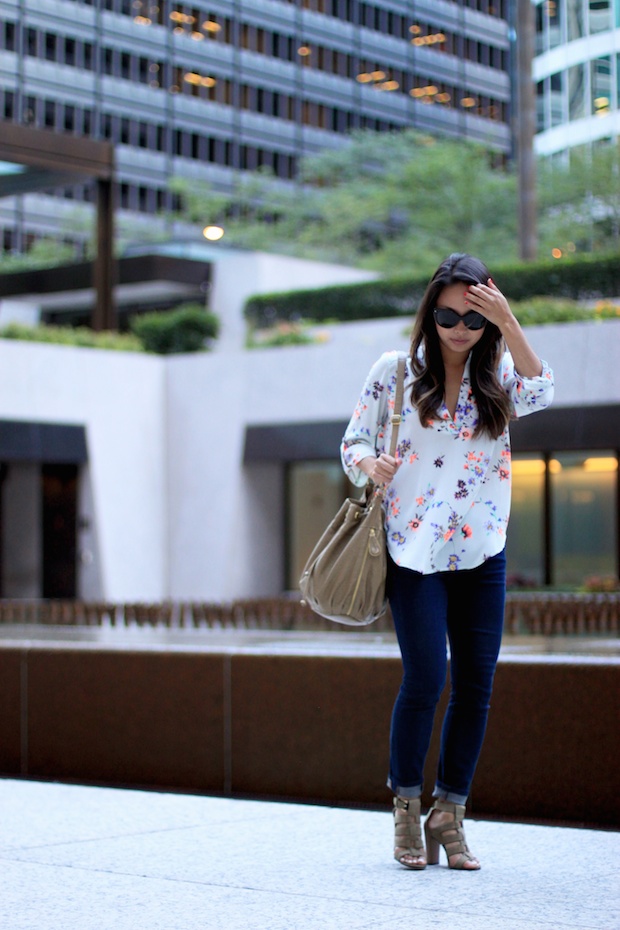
[244, 252, 620, 328]
[0, 322, 143, 352]
[130, 304, 219, 354]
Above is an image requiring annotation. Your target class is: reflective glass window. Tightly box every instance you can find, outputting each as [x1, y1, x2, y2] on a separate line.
[567, 0, 585, 38]
[286, 462, 355, 591]
[548, 0, 563, 47]
[506, 456, 545, 587]
[550, 71, 564, 125]
[551, 451, 617, 586]
[568, 64, 586, 119]
[589, 0, 611, 33]
[591, 56, 611, 116]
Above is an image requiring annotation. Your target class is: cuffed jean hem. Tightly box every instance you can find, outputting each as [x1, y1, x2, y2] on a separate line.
[432, 784, 468, 805]
[386, 777, 422, 800]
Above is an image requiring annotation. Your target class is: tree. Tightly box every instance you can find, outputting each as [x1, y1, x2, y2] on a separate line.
[170, 130, 519, 276]
[537, 142, 620, 258]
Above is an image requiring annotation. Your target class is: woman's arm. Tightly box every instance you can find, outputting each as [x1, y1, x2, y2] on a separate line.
[466, 279, 543, 378]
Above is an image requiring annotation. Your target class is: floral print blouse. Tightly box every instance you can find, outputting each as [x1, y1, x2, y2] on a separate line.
[341, 350, 554, 574]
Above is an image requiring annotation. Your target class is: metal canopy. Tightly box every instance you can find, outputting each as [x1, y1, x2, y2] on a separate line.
[0, 123, 116, 330]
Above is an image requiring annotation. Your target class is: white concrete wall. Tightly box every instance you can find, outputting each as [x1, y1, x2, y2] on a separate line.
[165, 318, 620, 601]
[210, 250, 379, 351]
[0, 341, 166, 602]
[0, 318, 618, 602]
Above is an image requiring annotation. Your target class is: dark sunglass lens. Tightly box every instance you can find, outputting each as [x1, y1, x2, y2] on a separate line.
[434, 308, 458, 328]
[464, 312, 487, 330]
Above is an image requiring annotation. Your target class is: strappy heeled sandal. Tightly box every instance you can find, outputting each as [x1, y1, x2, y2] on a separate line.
[393, 796, 427, 870]
[424, 800, 480, 870]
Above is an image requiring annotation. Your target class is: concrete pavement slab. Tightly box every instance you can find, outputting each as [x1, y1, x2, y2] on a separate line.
[0, 779, 617, 930]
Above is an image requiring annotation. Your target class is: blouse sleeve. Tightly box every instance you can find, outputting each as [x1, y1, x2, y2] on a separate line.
[340, 352, 397, 486]
[500, 351, 554, 418]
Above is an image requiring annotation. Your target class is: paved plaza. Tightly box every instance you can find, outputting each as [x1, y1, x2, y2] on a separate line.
[0, 778, 617, 930]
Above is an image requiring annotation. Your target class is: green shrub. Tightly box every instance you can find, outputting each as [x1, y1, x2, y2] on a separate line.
[247, 321, 316, 348]
[0, 322, 143, 352]
[130, 304, 219, 354]
[244, 252, 620, 327]
[510, 297, 592, 326]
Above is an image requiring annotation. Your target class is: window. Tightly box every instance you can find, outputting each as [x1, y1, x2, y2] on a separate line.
[44, 32, 57, 61]
[551, 452, 617, 586]
[44, 99, 57, 129]
[26, 27, 37, 56]
[506, 456, 546, 586]
[1, 21, 16, 51]
[589, 0, 611, 34]
[286, 462, 356, 590]
[550, 71, 564, 126]
[548, 0, 563, 47]
[567, 0, 585, 39]
[65, 36, 76, 65]
[568, 64, 586, 120]
[591, 57, 611, 117]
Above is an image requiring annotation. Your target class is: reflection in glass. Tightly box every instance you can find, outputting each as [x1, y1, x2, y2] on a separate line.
[548, 0, 563, 47]
[287, 461, 354, 591]
[567, 0, 585, 39]
[589, 0, 611, 34]
[506, 456, 545, 587]
[550, 71, 564, 126]
[551, 451, 617, 586]
[591, 56, 611, 116]
[568, 64, 586, 119]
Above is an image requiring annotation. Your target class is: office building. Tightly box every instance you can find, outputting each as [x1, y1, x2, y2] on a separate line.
[533, 0, 620, 155]
[0, 0, 511, 253]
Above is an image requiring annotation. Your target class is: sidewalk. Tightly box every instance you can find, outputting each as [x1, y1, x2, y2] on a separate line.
[0, 779, 617, 930]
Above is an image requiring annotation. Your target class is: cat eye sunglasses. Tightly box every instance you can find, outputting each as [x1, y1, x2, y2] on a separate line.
[433, 307, 487, 331]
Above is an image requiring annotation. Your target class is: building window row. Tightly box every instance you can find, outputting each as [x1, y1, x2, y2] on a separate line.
[536, 53, 619, 130]
[162, 0, 509, 30]
[8, 16, 509, 89]
[136, 4, 510, 73]
[536, 0, 616, 54]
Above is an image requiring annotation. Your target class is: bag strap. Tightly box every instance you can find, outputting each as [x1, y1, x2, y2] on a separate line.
[388, 355, 406, 458]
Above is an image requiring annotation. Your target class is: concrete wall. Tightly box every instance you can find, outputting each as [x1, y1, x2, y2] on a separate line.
[210, 250, 379, 351]
[0, 640, 616, 826]
[0, 319, 618, 602]
[0, 341, 166, 602]
[165, 318, 620, 601]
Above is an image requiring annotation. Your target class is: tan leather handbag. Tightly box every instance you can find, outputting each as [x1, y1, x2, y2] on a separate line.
[299, 356, 406, 625]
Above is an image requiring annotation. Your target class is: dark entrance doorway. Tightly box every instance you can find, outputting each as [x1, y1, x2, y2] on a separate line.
[42, 464, 78, 599]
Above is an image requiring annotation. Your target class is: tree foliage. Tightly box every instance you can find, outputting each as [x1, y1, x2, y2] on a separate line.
[536, 143, 620, 257]
[170, 130, 519, 276]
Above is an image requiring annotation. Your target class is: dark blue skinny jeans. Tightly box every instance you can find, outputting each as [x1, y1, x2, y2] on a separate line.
[386, 548, 506, 805]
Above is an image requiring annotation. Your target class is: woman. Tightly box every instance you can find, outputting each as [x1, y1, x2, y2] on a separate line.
[341, 253, 554, 871]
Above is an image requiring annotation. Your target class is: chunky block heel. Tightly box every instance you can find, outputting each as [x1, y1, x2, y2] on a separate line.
[424, 800, 480, 870]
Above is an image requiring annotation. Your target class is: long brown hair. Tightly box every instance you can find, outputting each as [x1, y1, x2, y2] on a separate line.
[409, 253, 511, 439]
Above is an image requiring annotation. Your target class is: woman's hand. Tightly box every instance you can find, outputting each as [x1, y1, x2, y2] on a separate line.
[466, 278, 543, 378]
[360, 453, 402, 485]
[465, 278, 514, 330]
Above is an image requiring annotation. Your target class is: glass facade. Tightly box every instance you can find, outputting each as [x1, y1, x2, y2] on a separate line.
[551, 451, 618, 586]
[288, 451, 619, 591]
[535, 0, 620, 147]
[506, 456, 546, 586]
[287, 461, 356, 591]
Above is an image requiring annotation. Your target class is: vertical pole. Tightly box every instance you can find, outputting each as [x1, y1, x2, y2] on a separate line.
[517, 0, 537, 261]
[92, 177, 116, 331]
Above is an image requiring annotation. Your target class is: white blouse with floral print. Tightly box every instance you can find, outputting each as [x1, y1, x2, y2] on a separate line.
[341, 350, 554, 574]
